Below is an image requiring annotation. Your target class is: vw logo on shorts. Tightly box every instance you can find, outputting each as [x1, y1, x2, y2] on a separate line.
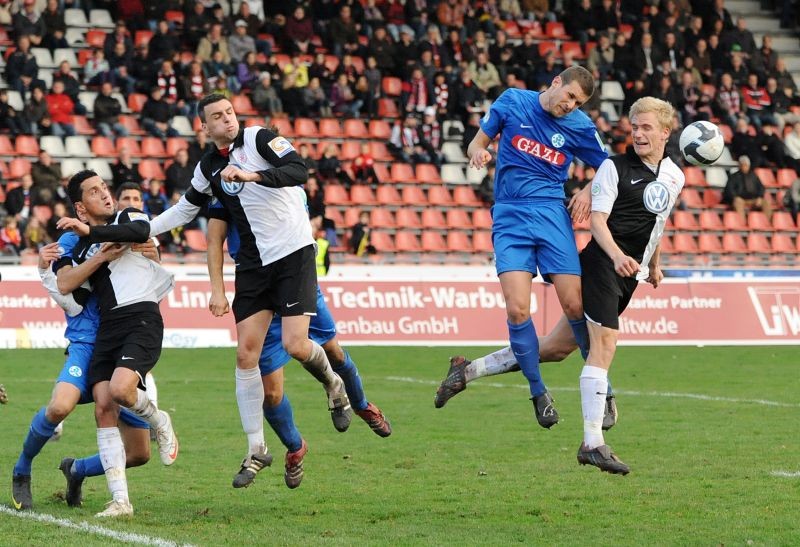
[643, 181, 671, 214]
[221, 179, 245, 195]
[551, 133, 565, 148]
[68, 366, 82, 378]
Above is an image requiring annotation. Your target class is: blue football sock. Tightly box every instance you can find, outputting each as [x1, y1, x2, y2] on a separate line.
[72, 454, 105, 479]
[508, 319, 545, 397]
[263, 395, 303, 453]
[14, 408, 57, 477]
[568, 318, 590, 360]
[333, 351, 368, 411]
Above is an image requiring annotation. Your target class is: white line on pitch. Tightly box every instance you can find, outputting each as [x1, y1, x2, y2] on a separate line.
[771, 471, 800, 478]
[386, 376, 800, 408]
[0, 505, 195, 546]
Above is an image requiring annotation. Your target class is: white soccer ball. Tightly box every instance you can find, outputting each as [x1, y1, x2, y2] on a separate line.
[679, 120, 724, 166]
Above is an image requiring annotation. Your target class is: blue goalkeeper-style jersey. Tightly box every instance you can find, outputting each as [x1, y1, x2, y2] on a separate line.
[480, 88, 608, 202]
[58, 232, 99, 344]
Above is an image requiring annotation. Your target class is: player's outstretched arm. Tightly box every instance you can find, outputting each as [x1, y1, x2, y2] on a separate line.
[467, 129, 493, 170]
[37, 243, 84, 316]
[568, 185, 592, 224]
[206, 217, 230, 317]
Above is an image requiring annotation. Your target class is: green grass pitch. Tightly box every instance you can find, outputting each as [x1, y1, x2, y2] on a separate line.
[0, 346, 798, 545]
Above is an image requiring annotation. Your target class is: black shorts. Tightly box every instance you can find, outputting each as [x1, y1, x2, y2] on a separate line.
[580, 245, 640, 330]
[89, 302, 164, 387]
[232, 244, 317, 323]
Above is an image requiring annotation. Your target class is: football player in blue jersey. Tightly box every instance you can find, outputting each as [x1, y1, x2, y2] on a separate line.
[206, 202, 391, 489]
[465, 66, 609, 428]
[11, 235, 156, 511]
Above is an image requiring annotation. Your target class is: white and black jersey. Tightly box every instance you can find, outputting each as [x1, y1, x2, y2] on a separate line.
[54, 208, 174, 314]
[588, 147, 685, 279]
[148, 126, 313, 271]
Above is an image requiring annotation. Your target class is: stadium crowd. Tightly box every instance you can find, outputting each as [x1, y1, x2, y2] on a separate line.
[1, 0, 799, 262]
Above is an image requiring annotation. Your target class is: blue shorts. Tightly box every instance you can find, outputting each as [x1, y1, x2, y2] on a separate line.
[56, 342, 149, 430]
[492, 200, 581, 278]
[259, 287, 337, 376]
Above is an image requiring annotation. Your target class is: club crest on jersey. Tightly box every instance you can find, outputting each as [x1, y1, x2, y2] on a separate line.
[68, 366, 82, 378]
[237, 150, 247, 163]
[510, 136, 566, 165]
[221, 179, 245, 195]
[550, 133, 565, 148]
[643, 181, 670, 213]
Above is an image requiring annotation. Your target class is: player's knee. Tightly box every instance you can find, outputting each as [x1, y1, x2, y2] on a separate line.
[560, 299, 583, 320]
[263, 389, 283, 407]
[505, 306, 530, 324]
[109, 383, 136, 407]
[126, 450, 150, 468]
[283, 337, 308, 361]
[45, 400, 74, 423]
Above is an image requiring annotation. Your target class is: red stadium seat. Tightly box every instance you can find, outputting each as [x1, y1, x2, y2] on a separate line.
[699, 233, 724, 253]
[377, 98, 400, 118]
[376, 184, 403, 205]
[134, 30, 153, 47]
[118, 115, 144, 135]
[91, 136, 116, 156]
[15, 135, 39, 156]
[701, 188, 723, 208]
[723, 211, 747, 231]
[538, 40, 559, 57]
[472, 231, 494, 253]
[721, 233, 746, 253]
[698, 210, 723, 231]
[268, 116, 294, 137]
[682, 166, 707, 187]
[472, 208, 492, 229]
[368, 119, 392, 139]
[545, 21, 568, 38]
[401, 186, 427, 206]
[672, 233, 699, 254]
[127, 93, 147, 113]
[184, 229, 207, 251]
[343, 207, 361, 227]
[340, 140, 361, 161]
[754, 167, 778, 188]
[0, 136, 14, 155]
[86, 29, 106, 48]
[368, 141, 393, 161]
[447, 231, 472, 252]
[747, 233, 771, 253]
[446, 209, 472, 229]
[138, 159, 165, 180]
[390, 163, 417, 184]
[141, 137, 167, 158]
[33, 204, 53, 223]
[369, 208, 395, 228]
[395, 231, 421, 252]
[343, 119, 368, 139]
[658, 234, 673, 253]
[560, 41, 584, 59]
[395, 208, 421, 228]
[453, 186, 481, 206]
[415, 163, 442, 185]
[772, 211, 797, 231]
[325, 207, 343, 226]
[165, 10, 184, 25]
[324, 55, 340, 73]
[421, 230, 447, 252]
[319, 118, 343, 138]
[673, 211, 699, 230]
[680, 187, 704, 208]
[9, 158, 31, 179]
[350, 185, 377, 205]
[116, 137, 142, 156]
[747, 211, 772, 231]
[371, 231, 395, 252]
[421, 209, 446, 228]
[776, 168, 797, 188]
[771, 233, 795, 253]
[166, 137, 189, 156]
[324, 184, 350, 205]
[372, 162, 389, 183]
[231, 95, 256, 116]
[381, 76, 402, 97]
[428, 186, 453, 205]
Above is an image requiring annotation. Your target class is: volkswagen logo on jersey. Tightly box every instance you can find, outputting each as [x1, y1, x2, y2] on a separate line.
[643, 181, 671, 214]
[551, 133, 565, 148]
[68, 366, 82, 377]
[221, 179, 245, 195]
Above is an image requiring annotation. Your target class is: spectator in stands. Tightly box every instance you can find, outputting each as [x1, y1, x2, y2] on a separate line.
[766, 77, 800, 131]
[531, 50, 561, 91]
[297, 143, 318, 175]
[46, 201, 68, 242]
[335, 54, 362, 86]
[31, 151, 62, 195]
[52, 60, 85, 114]
[104, 21, 133, 60]
[107, 41, 135, 96]
[237, 51, 261, 91]
[567, 0, 597, 47]
[588, 33, 615, 82]
[418, 25, 449, 70]
[5, 35, 40, 97]
[141, 87, 179, 139]
[678, 56, 703, 89]
[303, 76, 331, 117]
[622, 79, 647, 115]
[771, 58, 797, 95]
[362, 57, 382, 118]
[403, 66, 431, 115]
[143, 179, 170, 218]
[13, 0, 45, 46]
[784, 121, 800, 170]
[715, 72, 744, 128]
[750, 35, 779, 80]
[329, 4, 361, 57]
[395, 26, 419, 78]
[165, 148, 192, 202]
[230, 19, 257, 65]
[477, 164, 495, 205]
[41, 0, 67, 53]
[723, 16, 756, 60]
[368, 26, 395, 75]
[677, 71, 712, 124]
[111, 146, 143, 188]
[470, 51, 503, 99]
[207, 3, 227, 28]
[184, 3, 210, 50]
[707, 34, 727, 77]
[730, 116, 764, 165]
[284, 5, 314, 54]
[84, 48, 110, 87]
[196, 23, 231, 64]
[420, 106, 444, 166]
[318, 144, 355, 188]
[252, 72, 283, 115]
[351, 143, 377, 185]
[187, 128, 212, 166]
[690, 39, 713, 84]
[0, 89, 25, 136]
[728, 51, 749, 87]
[4, 174, 39, 230]
[723, 155, 772, 221]
[179, 61, 209, 116]
[759, 124, 790, 168]
[632, 32, 661, 82]
[329, 73, 360, 118]
[45, 80, 76, 138]
[23, 86, 49, 136]
[783, 177, 800, 219]
[149, 19, 180, 64]
[305, 175, 325, 231]
[23, 216, 51, 251]
[389, 115, 431, 166]
[232, 2, 269, 55]
[706, 0, 734, 33]
[437, 0, 466, 35]
[350, 211, 376, 256]
[353, 75, 373, 117]
[652, 74, 680, 108]
[308, 52, 334, 93]
[684, 15, 705, 54]
[205, 50, 237, 95]
[0, 217, 22, 256]
[662, 32, 684, 72]
[742, 73, 778, 129]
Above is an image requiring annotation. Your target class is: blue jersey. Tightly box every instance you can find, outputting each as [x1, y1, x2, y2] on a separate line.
[57, 232, 100, 344]
[480, 88, 608, 202]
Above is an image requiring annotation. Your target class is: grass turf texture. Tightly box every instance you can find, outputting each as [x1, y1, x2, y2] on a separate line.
[0, 346, 798, 545]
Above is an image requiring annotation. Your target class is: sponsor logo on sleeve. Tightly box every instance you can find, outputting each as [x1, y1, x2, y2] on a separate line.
[127, 212, 150, 222]
[268, 136, 295, 158]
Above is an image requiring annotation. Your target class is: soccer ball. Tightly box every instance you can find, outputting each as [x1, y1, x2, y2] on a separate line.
[679, 121, 724, 166]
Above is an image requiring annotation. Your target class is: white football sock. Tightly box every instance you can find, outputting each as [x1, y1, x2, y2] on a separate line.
[466, 346, 517, 382]
[97, 427, 128, 503]
[580, 365, 608, 449]
[235, 366, 265, 454]
[300, 341, 338, 388]
[129, 388, 166, 429]
[145, 372, 158, 408]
